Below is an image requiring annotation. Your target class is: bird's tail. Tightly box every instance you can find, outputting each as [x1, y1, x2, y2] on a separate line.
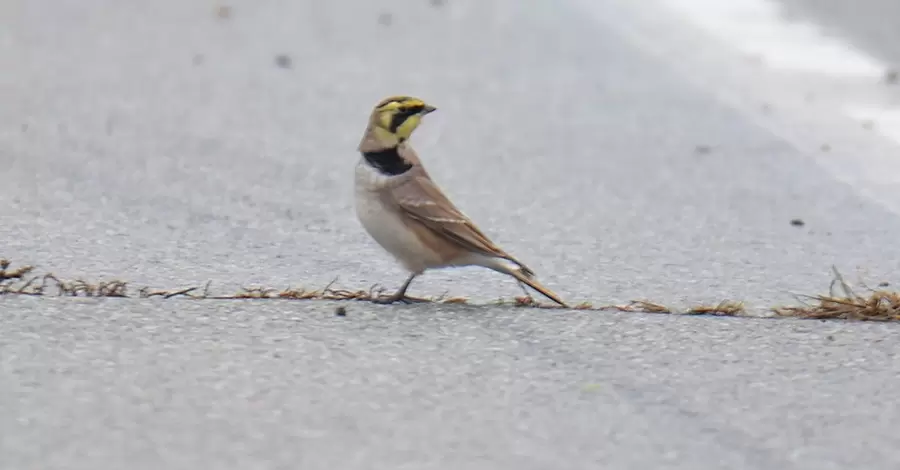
[507, 268, 569, 308]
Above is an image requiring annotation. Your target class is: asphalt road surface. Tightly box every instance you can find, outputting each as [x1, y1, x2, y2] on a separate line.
[2, 0, 900, 469]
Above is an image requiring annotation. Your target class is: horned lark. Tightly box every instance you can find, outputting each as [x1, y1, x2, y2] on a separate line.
[354, 95, 568, 308]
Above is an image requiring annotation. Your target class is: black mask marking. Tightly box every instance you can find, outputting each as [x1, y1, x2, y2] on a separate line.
[389, 105, 424, 132]
[362, 147, 413, 176]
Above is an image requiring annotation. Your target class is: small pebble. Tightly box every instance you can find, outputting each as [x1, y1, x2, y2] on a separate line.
[335, 306, 347, 317]
[275, 55, 292, 69]
[790, 218, 805, 227]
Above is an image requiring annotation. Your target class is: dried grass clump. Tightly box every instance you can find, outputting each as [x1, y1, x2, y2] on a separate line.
[0, 258, 34, 281]
[0, 259, 753, 314]
[586, 299, 746, 317]
[606, 300, 672, 314]
[1, 259, 127, 297]
[686, 301, 745, 316]
[774, 267, 900, 321]
[135, 279, 479, 304]
[4, 259, 900, 321]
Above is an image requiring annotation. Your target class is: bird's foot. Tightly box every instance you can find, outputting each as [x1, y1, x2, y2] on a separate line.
[371, 294, 429, 305]
[372, 294, 402, 305]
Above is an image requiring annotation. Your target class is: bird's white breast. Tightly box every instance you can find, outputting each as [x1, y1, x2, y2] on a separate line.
[354, 158, 441, 273]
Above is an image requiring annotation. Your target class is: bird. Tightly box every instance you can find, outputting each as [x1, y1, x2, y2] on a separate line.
[354, 95, 568, 308]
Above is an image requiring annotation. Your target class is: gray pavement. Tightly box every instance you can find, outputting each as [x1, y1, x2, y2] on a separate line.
[3, 297, 900, 470]
[779, 0, 900, 65]
[2, 0, 900, 468]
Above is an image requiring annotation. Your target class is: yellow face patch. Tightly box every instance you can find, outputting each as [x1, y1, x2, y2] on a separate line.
[372, 96, 435, 141]
[377, 111, 394, 130]
[394, 114, 422, 141]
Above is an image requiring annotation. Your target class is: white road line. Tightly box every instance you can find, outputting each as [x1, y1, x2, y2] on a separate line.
[660, 0, 900, 148]
[845, 106, 900, 149]
[661, 0, 885, 78]
[578, 0, 900, 214]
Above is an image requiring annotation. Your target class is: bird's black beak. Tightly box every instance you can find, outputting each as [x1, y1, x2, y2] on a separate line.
[421, 105, 437, 115]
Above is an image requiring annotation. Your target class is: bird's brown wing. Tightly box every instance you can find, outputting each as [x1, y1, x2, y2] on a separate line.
[389, 167, 534, 275]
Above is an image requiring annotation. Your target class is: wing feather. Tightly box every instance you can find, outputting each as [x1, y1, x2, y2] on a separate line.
[389, 166, 534, 275]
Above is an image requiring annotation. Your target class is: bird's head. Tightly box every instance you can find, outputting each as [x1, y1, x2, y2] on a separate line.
[366, 95, 437, 147]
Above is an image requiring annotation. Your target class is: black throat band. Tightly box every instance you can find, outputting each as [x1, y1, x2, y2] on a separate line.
[362, 147, 413, 176]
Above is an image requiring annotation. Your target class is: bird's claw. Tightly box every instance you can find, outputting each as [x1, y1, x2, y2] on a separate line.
[372, 295, 402, 305]
[372, 294, 428, 305]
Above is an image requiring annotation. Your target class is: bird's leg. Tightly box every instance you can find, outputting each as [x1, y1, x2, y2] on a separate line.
[515, 279, 533, 298]
[373, 273, 423, 304]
